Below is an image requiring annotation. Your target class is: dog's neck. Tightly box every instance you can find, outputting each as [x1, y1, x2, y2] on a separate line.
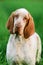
[14, 33, 27, 43]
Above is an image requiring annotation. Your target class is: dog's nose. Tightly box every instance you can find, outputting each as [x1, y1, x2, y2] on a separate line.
[15, 23, 22, 28]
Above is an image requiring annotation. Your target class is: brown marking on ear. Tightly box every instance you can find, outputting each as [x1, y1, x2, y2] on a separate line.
[6, 12, 15, 34]
[24, 14, 35, 39]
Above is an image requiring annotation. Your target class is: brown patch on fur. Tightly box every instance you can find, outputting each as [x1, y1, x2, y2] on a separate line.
[24, 14, 35, 39]
[6, 12, 15, 34]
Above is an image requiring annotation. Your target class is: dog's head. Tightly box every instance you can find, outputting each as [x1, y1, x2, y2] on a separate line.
[6, 8, 35, 39]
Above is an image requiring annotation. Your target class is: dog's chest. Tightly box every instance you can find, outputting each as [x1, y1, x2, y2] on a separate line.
[7, 35, 37, 63]
[11, 37, 31, 61]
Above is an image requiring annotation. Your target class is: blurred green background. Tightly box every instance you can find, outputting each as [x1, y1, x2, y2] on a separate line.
[0, 0, 43, 65]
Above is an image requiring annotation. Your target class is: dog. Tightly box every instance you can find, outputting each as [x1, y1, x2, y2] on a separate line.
[6, 8, 41, 65]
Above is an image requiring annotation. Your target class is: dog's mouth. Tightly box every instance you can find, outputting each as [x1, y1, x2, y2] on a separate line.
[15, 26, 22, 35]
[15, 28, 21, 38]
[15, 31, 22, 39]
[15, 31, 19, 35]
[15, 31, 21, 35]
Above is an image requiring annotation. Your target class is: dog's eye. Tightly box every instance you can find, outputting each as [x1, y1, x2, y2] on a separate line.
[15, 15, 19, 19]
[23, 17, 27, 21]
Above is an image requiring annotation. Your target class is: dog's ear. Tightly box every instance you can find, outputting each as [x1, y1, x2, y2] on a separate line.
[24, 14, 35, 39]
[6, 12, 15, 34]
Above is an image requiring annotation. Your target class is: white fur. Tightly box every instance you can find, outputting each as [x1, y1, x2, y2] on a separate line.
[6, 33, 41, 65]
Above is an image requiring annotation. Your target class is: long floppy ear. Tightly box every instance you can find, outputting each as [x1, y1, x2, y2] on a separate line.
[24, 14, 35, 39]
[6, 12, 15, 34]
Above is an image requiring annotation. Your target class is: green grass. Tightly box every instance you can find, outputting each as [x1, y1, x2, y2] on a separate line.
[0, 0, 43, 65]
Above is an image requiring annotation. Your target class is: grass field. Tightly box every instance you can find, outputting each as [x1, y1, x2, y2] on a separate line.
[0, 0, 43, 65]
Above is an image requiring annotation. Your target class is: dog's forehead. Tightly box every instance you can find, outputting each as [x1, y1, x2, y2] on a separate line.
[15, 8, 29, 15]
